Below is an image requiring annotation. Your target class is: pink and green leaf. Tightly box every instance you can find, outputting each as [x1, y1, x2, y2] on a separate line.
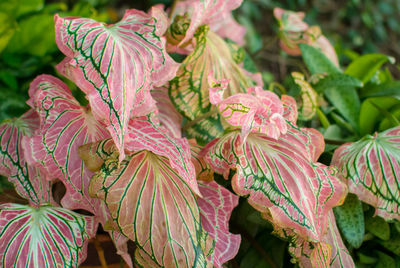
[198, 181, 241, 267]
[55, 9, 179, 161]
[0, 110, 52, 204]
[189, 139, 214, 181]
[202, 128, 347, 241]
[332, 126, 400, 220]
[0, 203, 96, 267]
[89, 149, 213, 267]
[23, 75, 110, 213]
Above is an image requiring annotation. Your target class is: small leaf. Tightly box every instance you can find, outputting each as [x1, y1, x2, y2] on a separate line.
[376, 251, 396, 268]
[0, 203, 96, 267]
[189, 139, 214, 182]
[313, 73, 363, 93]
[292, 72, 318, 120]
[299, 43, 341, 75]
[333, 193, 364, 248]
[365, 215, 390, 240]
[379, 234, 400, 256]
[332, 126, 400, 220]
[345, 54, 395, 84]
[360, 81, 400, 98]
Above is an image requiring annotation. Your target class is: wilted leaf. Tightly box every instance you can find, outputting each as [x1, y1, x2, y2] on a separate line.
[332, 126, 400, 220]
[0, 203, 96, 267]
[55, 9, 178, 161]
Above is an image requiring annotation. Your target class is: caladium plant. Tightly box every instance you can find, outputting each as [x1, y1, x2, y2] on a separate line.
[1, 0, 398, 267]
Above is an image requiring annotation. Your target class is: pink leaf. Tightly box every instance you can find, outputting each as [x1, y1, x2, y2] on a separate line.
[189, 139, 214, 182]
[0, 203, 96, 267]
[23, 75, 110, 213]
[0, 110, 53, 205]
[89, 148, 213, 267]
[198, 181, 241, 267]
[126, 115, 200, 196]
[202, 128, 347, 241]
[54, 9, 179, 161]
[332, 126, 400, 220]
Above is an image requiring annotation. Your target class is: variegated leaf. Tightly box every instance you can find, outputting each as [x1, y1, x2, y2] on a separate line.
[189, 139, 214, 181]
[0, 110, 52, 204]
[173, 0, 243, 45]
[202, 128, 347, 241]
[23, 75, 110, 213]
[89, 149, 213, 267]
[292, 72, 318, 120]
[169, 25, 255, 120]
[0, 203, 96, 267]
[209, 84, 288, 140]
[109, 230, 133, 268]
[55, 9, 179, 161]
[151, 86, 183, 138]
[198, 181, 241, 267]
[126, 115, 200, 196]
[332, 126, 400, 220]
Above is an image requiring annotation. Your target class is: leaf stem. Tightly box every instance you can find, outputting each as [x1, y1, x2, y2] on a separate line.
[94, 236, 108, 268]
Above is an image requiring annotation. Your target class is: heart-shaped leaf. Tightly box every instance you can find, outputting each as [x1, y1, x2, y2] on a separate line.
[332, 126, 400, 220]
[197, 181, 240, 267]
[0, 203, 96, 267]
[202, 127, 347, 241]
[23, 75, 110, 213]
[88, 148, 213, 267]
[55, 9, 179, 161]
[0, 110, 52, 204]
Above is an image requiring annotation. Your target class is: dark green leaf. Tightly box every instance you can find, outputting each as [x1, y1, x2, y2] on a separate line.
[345, 54, 395, 84]
[299, 43, 341, 75]
[376, 252, 396, 268]
[379, 235, 400, 255]
[314, 73, 363, 93]
[333, 193, 364, 248]
[365, 216, 390, 240]
[360, 81, 400, 98]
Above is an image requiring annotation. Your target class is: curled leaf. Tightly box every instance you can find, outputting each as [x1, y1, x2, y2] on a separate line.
[0, 203, 96, 267]
[332, 126, 400, 220]
[55, 9, 179, 161]
[292, 72, 318, 120]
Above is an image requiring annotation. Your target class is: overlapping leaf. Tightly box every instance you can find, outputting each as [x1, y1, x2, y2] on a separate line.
[197, 181, 241, 267]
[292, 72, 318, 120]
[55, 9, 179, 161]
[0, 203, 96, 267]
[202, 127, 346, 241]
[169, 25, 255, 120]
[88, 147, 213, 267]
[23, 75, 110, 213]
[173, 0, 243, 45]
[189, 139, 214, 181]
[0, 110, 52, 204]
[332, 126, 400, 220]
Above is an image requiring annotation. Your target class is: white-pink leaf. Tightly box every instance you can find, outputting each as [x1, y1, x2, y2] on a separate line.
[0, 203, 96, 267]
[55, 9, 179, 161]
[198, 181, 241, 267]
[23, 75, 110, 213]
[0, 110, 53, 205]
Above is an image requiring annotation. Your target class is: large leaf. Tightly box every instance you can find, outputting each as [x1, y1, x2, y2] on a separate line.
[332, 126, 400, 220]
[197, 181, 241, 267]
[169, 25, 254, 120]
[23, 75, 110, 213]
[202, 128, 347, 241]
[55, 9, 179, 161]
[88, 147, 213, 267]
[0, 110, 52, 204]
[0, 203, 96, 267]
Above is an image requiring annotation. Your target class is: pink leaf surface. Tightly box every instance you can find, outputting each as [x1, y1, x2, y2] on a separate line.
[189, 139, 214, 181]
[126, 115, 200, 196]
[55, 9, 179, 161]
[23, 75, 110, 213]
[0, 110, 52, 205]
[332, 126, 400, 220]
[198, 181, 241, 267]
[89, 148, 213, 267]
[173, 0, 243, 45]
[209, 85, 288, 140]
[0, 203, 96, 267]
[202, 128, 347, 241]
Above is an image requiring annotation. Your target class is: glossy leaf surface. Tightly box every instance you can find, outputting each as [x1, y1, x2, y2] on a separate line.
[332, 126, 400, 220]
[23, 75, 110, 213]
[0, 110, 52, 204]
[89, 148, 212, 267]
[202, 128, 346, 241]
[55, 9, 178, 161]
[198, 181, 241, 267]
[0, 203, 96, 267]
